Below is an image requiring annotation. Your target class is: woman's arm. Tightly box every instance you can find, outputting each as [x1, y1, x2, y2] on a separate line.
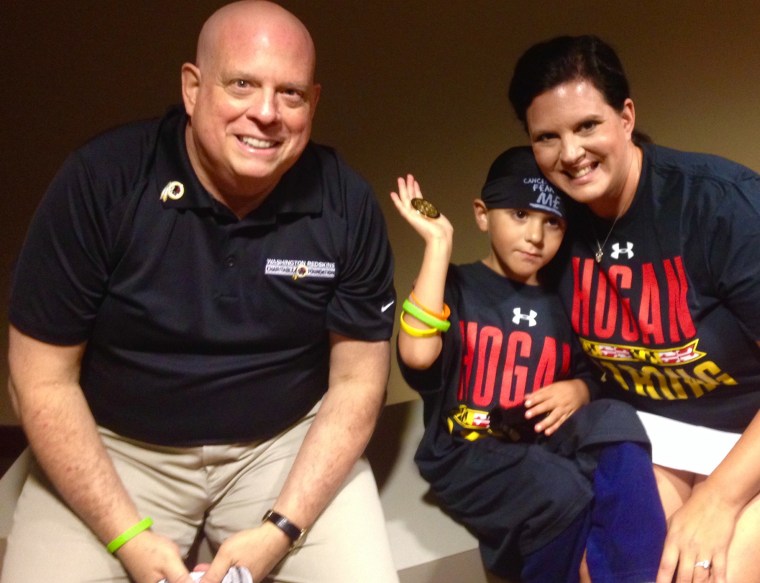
[656, 408, 760, 583]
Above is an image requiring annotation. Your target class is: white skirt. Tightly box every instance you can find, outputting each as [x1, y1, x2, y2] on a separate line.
[637, 411, 742, 476]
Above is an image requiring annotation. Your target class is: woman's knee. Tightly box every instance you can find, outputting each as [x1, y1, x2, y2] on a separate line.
[725, 492, 760, 583]
[653, 464, 694, 519]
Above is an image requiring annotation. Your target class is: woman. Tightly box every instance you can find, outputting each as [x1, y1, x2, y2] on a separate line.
[508, 35, 760, 583]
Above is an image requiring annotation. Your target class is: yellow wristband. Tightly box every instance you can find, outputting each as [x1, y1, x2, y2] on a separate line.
[399, 312, 439, 338]
[106, 517, 154, 554]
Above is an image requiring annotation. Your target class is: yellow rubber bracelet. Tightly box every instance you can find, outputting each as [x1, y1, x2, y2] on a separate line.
[106, 517, 154, 554]
[399, 312, 439, 338]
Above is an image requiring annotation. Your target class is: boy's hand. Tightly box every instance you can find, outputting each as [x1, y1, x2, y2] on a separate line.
[390, 174, 453, 246]
[523, 379, 590, 435]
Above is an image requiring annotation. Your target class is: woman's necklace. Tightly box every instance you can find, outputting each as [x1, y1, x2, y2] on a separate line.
[591, 146, 641, 264]
[594, 214, 622, 263]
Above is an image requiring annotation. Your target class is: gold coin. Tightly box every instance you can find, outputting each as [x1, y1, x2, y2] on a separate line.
[411, 198, 440, 219]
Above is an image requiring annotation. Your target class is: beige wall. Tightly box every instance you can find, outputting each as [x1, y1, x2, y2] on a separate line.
[2, 1, 759, 423]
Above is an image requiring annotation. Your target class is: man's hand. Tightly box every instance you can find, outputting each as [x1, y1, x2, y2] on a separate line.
[117, 530, 194, 583]
[199, 522, 292, 583]
[197, 336, 390, 583]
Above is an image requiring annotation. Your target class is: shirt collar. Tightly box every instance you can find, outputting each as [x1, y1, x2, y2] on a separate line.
[154, 105, 323, 223]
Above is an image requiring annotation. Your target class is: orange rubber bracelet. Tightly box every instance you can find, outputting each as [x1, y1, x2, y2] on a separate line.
[410, 290, 450, 320]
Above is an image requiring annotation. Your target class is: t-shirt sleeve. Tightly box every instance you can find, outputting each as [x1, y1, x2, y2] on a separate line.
[701, 171, 760, 339]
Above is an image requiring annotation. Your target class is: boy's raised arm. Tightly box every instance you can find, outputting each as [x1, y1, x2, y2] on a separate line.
[389, 174, 454, 370]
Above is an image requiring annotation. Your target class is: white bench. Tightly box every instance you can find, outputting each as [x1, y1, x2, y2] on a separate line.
[368, 400, 509, 582]
[0, 448, 30, 570]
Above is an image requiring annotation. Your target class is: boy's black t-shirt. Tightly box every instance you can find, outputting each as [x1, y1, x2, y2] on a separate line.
[397, 261, 648, 561]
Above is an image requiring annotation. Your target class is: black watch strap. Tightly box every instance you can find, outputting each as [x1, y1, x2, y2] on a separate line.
[262, 509, 307, 548]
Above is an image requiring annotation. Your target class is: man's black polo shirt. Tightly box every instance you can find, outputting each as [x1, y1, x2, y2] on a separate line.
[10, 106, 396, 445]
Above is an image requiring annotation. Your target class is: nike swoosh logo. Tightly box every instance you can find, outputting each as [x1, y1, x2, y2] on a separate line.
[381, 300, 395, 312]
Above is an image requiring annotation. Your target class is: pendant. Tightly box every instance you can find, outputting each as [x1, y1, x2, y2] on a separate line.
[595, 248, 603, 263]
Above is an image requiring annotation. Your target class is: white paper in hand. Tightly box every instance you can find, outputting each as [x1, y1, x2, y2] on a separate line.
[158, 566, 253, 583]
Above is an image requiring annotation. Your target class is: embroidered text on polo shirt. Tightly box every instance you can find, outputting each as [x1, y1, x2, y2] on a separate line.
[265, 258, 336, 280]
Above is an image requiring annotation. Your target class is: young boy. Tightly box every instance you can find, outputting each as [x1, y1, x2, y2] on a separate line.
[391, 147, 666, 583]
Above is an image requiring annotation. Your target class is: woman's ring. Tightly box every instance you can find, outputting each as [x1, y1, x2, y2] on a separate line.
[694, 559, 711, 569]
[411, 198, 440, 219]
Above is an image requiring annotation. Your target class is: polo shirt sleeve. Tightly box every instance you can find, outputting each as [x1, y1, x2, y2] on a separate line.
[325, 174, 396, 341]
[9, 150, 118, 345]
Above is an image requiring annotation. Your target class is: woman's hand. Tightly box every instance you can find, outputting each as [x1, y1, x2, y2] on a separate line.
[656, 480, 741, 583]
[657, 410, 760, 582]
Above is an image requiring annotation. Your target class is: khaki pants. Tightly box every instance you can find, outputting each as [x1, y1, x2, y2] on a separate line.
[1, 406, 399, 583]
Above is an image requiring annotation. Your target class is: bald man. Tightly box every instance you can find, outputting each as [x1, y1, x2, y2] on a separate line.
[4, 2, 398, 582]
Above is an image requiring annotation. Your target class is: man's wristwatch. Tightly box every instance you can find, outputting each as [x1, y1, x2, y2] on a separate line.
[262, 509, 307, 550]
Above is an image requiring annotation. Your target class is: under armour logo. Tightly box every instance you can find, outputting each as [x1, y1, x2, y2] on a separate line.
[512, 307, 537, 327]
[610, 242, 634, 260]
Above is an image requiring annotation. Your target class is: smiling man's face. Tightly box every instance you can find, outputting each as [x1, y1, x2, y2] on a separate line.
[182, 1, 320, 211]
